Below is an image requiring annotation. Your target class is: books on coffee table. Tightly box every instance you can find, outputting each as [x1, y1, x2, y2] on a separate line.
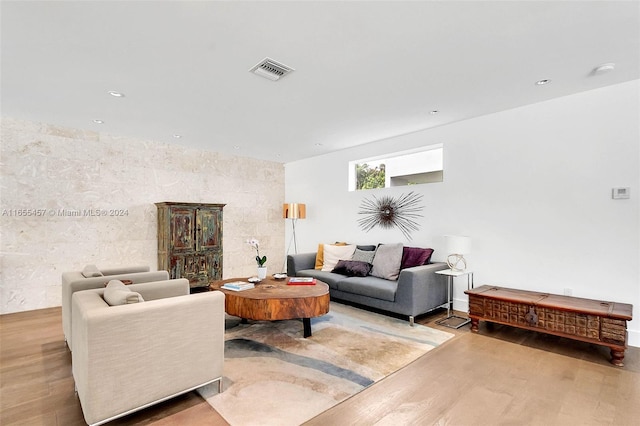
[221, 281, 255, 291]
[287, 277, 316, 285]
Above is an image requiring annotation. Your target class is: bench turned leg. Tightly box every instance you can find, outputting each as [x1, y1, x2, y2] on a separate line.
[470, 317, 480, 333]
[610, 349, 625, 367]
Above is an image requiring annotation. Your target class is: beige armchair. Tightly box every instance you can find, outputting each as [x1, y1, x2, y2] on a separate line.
[71, 278, 225, 426]
[62, 265, 169, 349]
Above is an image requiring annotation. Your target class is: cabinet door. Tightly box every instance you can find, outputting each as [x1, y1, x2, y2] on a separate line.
[205, 251, 222, 281]
[196, 208, 221, 251]
[170, 254, 210, 287]
[170, 208, 196, 252]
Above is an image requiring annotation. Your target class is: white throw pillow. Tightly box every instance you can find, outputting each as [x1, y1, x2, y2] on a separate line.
[81, 264, 103, 278]
[103, 280, 144, 306]
[321, 244, 356, 272]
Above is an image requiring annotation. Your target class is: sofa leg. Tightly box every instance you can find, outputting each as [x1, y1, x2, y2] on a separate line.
[409, 316, 415, 327]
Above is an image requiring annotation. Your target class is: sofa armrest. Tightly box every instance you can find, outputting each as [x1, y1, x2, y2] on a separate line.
[287, 252, 318, 276]
[100, 265, 150, 276]
[394, 262, 449, 316]
[72, 290, 225, 425]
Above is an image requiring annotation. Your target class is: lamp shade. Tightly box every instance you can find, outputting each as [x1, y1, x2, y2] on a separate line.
[283, 203, 306, 219]
[444, 235, 471, 255]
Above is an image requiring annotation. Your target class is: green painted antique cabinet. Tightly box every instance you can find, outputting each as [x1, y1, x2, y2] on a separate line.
[155, 202, 224, 289]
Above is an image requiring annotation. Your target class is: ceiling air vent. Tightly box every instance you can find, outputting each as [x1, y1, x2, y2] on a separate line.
[249, 57, 294, 81]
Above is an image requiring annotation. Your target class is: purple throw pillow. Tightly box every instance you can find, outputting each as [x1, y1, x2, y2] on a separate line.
[332, 260, 373, 277]
[400, 247, 434, 269]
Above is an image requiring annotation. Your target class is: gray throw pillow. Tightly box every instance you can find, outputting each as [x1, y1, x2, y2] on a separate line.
[103, 280, 144, 306]
[370, 243, 404, 281]
[352, 248, 376, 264]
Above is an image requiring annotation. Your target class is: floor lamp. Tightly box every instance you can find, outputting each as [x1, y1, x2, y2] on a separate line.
[282, 203, 306, 272]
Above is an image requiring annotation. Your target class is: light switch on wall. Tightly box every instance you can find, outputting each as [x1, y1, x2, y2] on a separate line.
[612, 187, 630, 199]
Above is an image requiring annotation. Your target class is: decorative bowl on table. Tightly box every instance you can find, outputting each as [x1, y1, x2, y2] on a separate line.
[247, 277, 261, 283]
[272, 273, 287, 280]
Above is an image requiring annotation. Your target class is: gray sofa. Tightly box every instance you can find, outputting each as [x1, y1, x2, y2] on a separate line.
[287, 251, 448, 325]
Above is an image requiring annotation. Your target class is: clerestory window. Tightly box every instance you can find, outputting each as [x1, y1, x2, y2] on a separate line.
[349, 144, 443, 191]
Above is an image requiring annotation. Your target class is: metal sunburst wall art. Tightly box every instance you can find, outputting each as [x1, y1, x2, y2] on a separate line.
[357, 191, 424, 240]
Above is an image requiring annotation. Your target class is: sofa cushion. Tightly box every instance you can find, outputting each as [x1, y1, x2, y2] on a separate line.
[401, 247, 434, 269]
[332, 260, 372, 277]
[351, 248, 376, 264]
[370, 243, 403, 280]
[103, 280, 144, 306]
[337, 276, 398, 302]
[81, 264, 103, 278]
[321, 244, 356, 271]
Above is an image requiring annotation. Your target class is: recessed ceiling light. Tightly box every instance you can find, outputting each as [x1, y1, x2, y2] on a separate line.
[430, 110, 439, 115]
[108, 91, 125, 97]
[172, 134, 182, 139]
[593, 63, 615, 74]
[535, 79, 551, 86]
[93, 119, 104, 124]
[314, 143, 323, 147]
[233, 145, 241, 150]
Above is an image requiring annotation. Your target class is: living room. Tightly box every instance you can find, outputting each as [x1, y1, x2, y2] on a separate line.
[1, 1, 639, 425]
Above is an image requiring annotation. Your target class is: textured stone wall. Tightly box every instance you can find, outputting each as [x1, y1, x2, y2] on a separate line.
[0, 117, 285, 314]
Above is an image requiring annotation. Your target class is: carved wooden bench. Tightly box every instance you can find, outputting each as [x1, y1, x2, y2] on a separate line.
[465, 285, 633, 366]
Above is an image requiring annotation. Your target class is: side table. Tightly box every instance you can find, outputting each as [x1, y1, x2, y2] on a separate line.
[435, 269, 474, 329]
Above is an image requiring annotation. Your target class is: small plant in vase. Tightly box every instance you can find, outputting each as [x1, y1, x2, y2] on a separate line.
[247, 238, 267, 279]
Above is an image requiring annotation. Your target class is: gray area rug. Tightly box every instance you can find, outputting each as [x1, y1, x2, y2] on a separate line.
[198, 302, 453, 426]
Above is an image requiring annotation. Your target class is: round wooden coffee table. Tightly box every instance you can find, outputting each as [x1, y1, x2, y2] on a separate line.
[210, 276, 330, 337]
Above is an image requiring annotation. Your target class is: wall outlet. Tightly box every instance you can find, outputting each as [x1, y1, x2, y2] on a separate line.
[564, 288, 573, 296]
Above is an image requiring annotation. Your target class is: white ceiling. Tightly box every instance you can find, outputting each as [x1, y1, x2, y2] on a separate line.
[2, 1, 639, 163]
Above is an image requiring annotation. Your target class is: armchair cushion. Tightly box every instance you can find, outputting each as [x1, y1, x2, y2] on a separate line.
[81, 264, 103, 278]
[104, 280, 144, 306]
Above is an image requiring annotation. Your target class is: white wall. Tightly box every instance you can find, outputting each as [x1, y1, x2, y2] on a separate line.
[0, 118, 285, 314]
[285, 80, 640, 347]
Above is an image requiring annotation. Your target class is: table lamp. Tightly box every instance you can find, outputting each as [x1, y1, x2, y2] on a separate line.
[444, 235, 471, 272]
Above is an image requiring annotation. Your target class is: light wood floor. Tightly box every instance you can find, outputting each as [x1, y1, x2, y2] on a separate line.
[1, 306, 638, 425]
